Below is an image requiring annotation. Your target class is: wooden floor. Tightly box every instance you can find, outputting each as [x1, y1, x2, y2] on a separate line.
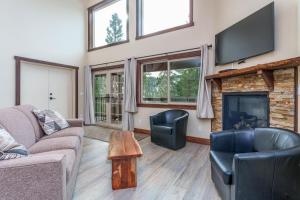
[73, 137, 220, 200]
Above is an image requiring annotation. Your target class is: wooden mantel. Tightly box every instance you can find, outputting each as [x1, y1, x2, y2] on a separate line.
[206, 57, 300, 91]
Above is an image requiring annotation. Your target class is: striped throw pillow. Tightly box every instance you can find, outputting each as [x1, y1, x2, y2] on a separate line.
[32, 109, 69, 135]
[0, 129, 28, 161]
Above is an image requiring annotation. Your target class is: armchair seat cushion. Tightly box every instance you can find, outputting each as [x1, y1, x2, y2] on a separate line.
[152, 124, 173, 135]
[29, 136, 80, 155]
[33, 149, 76, 182]
[210, 151, 234, 185]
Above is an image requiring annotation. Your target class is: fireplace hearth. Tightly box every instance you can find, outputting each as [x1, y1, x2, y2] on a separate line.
[223, 92, 269, 130]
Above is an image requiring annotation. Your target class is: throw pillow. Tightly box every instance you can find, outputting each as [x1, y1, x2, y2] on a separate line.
[32, 109, 69, 135]
[0, 129, 28, 160]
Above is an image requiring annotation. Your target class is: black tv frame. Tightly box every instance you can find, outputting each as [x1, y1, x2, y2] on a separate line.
[215, 2, 275, 66]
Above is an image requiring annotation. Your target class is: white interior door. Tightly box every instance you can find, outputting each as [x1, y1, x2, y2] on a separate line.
[49, 67, 74, 118]
[21, 63, 75, 118]
[21, 63, 49, 110]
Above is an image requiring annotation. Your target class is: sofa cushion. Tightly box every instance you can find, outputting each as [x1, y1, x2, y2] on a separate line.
[41, 127, 84, 141]
[14, 105, 44, 140]
[29, 136, 80, 154]
[32, 109, 69, 135]
[32, 149, 76, 181]
[0, 107, 36, 148]
[210, 151, 234, 185]
[152, 124, 173, 135]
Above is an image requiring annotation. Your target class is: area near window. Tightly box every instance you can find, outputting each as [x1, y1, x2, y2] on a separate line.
[137, 51, 201, 110]
[136, 0, 194, 39]
[88, 0, 129, 51]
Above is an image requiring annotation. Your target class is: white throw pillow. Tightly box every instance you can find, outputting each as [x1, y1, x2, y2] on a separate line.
[32, 109, 69, 135]
[0, 129, 28, 160]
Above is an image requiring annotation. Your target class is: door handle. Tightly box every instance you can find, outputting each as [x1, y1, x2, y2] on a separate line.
[49, 97, 56, 100]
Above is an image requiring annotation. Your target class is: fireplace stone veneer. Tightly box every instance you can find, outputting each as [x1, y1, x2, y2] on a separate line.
[212, 68, 296, 132]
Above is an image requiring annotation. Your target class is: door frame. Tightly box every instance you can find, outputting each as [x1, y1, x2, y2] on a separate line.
[92, 64, 124, 129]
[15, 56, 79, 118]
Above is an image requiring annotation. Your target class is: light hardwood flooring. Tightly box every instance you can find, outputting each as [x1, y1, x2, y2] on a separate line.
[73, 137, 220, 200]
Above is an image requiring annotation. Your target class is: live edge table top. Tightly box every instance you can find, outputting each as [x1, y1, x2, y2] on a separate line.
[108, 131, 143, 160]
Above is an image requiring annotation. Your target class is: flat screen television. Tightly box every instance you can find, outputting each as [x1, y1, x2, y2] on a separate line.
[215, 2, 275, 65]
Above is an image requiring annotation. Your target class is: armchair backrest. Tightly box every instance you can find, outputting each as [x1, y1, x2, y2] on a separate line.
[232, 128, 300, 200]
[163, 110, 189, 123]
[219, 128, 300, 153]
[254, 128, 300, 151]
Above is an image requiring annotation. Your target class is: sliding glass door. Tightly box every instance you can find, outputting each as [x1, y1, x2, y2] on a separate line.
[93, 69, 124, 129]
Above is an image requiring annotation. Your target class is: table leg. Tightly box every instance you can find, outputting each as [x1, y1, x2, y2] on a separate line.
[111, 157, 137, 190]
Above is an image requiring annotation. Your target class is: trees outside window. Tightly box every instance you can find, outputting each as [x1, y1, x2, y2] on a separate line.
[142, 58, 201, 104]
[89, 0, 128, 50]
[105, 13, 124, 44]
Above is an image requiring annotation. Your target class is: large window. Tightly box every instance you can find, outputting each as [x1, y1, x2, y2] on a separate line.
[88, 0, 128, 50]
[141, 57, 201, 106]
[136, 0, 193, 38]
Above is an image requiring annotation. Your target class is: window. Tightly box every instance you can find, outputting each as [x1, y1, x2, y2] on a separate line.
[141, 57, 201, 106]
[136, 0, 193, 38]
[88, 0, 128, 50]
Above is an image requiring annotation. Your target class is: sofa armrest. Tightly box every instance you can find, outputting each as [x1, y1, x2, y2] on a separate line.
[210, 130, 235, 152]
[67, 119, 83, 127]
[0, 154, 67, 200]
[232, 152, 276, 200]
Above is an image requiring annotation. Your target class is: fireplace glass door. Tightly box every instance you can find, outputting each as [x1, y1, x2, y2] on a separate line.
[223, 92, 269, 130]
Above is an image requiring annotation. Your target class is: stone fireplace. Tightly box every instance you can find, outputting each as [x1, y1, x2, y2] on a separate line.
[209, 66, 297, 132]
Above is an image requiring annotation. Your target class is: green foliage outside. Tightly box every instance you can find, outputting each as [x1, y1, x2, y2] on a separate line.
[170, 68, 200, 102]
[143, 67, 200, 103]
[143, 71, 168, 102]
[94, 75, 106, 120]
[105, 13, 124, 44]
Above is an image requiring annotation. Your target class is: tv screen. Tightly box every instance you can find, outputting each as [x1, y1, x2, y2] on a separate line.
[215, 2, 275, 65]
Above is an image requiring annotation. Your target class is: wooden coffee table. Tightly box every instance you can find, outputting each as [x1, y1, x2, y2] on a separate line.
[108, 131, 143, 190]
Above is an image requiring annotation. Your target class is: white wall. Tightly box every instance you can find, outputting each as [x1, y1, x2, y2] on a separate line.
[0, 0, 86, 117]
[85, 0, 299, 139]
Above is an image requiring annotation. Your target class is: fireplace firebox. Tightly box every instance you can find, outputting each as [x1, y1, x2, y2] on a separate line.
[223, 92, 269, 130]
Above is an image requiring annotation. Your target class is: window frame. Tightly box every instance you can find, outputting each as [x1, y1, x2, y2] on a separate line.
[88, 0, 129, 52]
[137, 50, 201, 110]
[136, 0, 194, 40]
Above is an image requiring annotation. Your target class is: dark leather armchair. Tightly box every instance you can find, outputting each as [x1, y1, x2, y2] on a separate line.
[210, 128, 300, 200]
[150, 110, 189, 150]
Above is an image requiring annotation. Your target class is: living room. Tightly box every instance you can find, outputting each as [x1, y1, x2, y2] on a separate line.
[0, 0, 300, 200]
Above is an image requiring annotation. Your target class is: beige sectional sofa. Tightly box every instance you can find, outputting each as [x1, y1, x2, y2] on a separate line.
[0, 105, 84, 200]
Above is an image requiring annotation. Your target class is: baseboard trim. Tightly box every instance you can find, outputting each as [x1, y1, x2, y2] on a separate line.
[134, 128, 210, 145]
[134, 128, 151, 135]
[186, 136, 210, 145]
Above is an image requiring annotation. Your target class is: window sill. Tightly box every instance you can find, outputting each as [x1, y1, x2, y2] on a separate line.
[136, 22, 194, 40]
[137, 103, 196, 110]
[88, 40, 129, 52]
